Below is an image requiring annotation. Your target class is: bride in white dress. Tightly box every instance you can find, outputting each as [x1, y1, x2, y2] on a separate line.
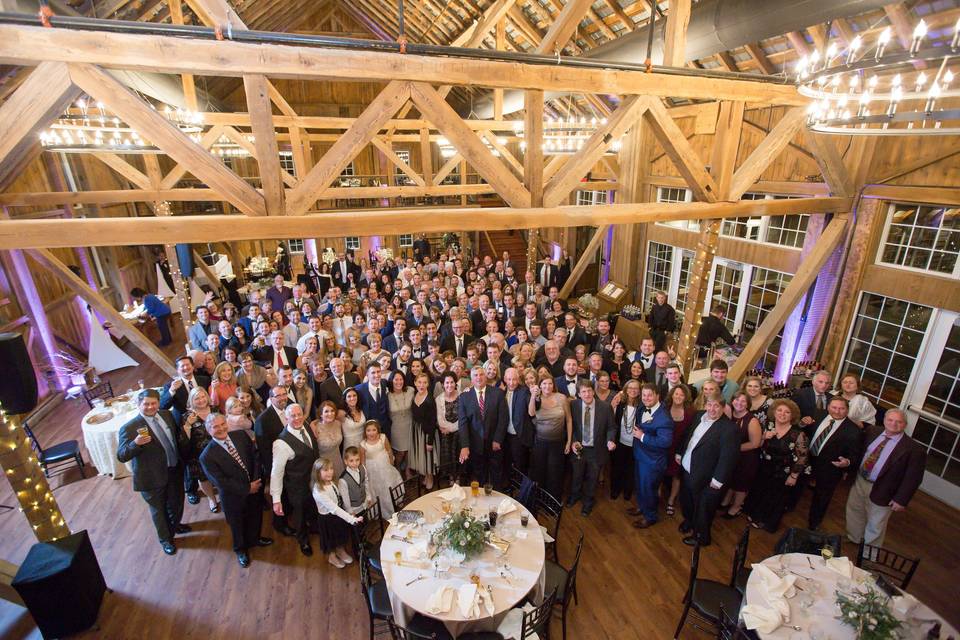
[359, 419, 404, 518]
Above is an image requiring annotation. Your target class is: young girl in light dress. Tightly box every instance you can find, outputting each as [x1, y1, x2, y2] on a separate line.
[359, 419, 404, 518]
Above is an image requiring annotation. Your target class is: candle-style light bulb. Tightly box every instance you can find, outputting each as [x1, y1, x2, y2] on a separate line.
[952, 17, 960, 49]
[846, 35, 861, 64]
[911, 19, 927, 56]
[924, 82, 941, 112]
[876, 27, 892, 60]
[915, 71, 928, 92]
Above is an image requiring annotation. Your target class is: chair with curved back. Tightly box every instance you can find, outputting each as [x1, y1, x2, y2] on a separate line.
[390, 475, 424, 514]
[22, 419, 85, 478]
[673, 541, 742, 639]
[855, 541, 920, 590]
[533, 486, 563, 564]
[82, 381, 114, 409]
[544, 531, 583, 640]
[730, 525, 751, 595]
[774, 527, 842, 557]
[357, 497, 385, 573]
[718, 604, 759, 640]
[358, 544, 393, 640]
[459, 587, 559, 640]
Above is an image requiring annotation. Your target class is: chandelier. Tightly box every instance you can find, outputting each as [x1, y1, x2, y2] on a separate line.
[796, 18, 960, 136]
[514, 117, 623, 155]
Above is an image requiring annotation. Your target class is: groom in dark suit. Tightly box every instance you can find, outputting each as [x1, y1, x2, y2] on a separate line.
[675, 395, 739, 547]
[458, 366, 508, 486]
[117, 389, 192, 555]
[355, 362, 392, 438]
[568, 380, 617, 516]
[199, 413, 273, 567]
[807, 396, 863, 531]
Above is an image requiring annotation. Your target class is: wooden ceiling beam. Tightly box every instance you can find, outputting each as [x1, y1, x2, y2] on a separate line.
[602, 0, 635, 31]
[243, 74, 286, 215]
[662, 0, 691, 67]
[744, 43, 776, 75]
[729, 107, 806, 200]
[451, 0, 516, 47]
[785, 31, 811, 58]
[642, 96, 719, 203]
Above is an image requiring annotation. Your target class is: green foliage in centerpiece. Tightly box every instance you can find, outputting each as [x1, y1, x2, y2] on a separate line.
[835, 588, 902, 640]
[431, 509, 487, 559]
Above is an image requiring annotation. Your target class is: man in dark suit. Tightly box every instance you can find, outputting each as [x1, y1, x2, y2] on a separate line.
[644, 351, 672, 399]
[562, 313, 589, 350]
[355, 362, 392, 438]
[536, 258, 558, 289]
[554, 356, 585, 398]
[440, 318, 472, 358]
[254, 387, 294, 536]
[807, 397, 863, 531]
[470, 294, 494, 337]
[675, 395, 739, 546]
[117, 389, 192, 555]
[252, 331, 299, 370]
[628, 384, 675, 529]
[159, 355, 211, 504]
[381, 317, 407, 355]
[568, 380, 617, 516]
[270, 404, 320, 556]
[501, 368, 533, 477]
[199, 413, 273, 567]
[846, 408, 926, 547]
[413, 234, 431, 262]
[695, 306, 736, 350]
[795, 370, 835, 437]
[318, 357, 360, 410]
[458, 366, 508, 486]
[332, 253, 358, 290]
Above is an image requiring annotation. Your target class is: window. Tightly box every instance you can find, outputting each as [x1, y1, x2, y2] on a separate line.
[398, 234, 413, 247]
[345, 237, 361, 250]
[394, 150, 411, 175]
[655, 187, 699, 231]
[709, 260, 744, 333]
[841, 292, 933, 409]
[911, 316, 960, 489]
[642, 242, 673, 311]
[879, 202, 960, 277]
[287, 239, 304, 254]
[674, 249, 695, 318]
[340, 162, 355, 177]
[576, 190, 608, 206]
[765, 214, 809, 248]
[279, 151, 296, 177]
[721, 192, 764, 240]
[743, 268, 793, 371]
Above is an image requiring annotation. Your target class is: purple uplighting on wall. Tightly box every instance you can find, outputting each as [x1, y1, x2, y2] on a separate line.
[304, 239, 318, 265]
[9, 250, 65, 391]
[601, 225, 614, 285]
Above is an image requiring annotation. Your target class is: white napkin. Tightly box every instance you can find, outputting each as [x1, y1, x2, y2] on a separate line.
[427, 585, 456, 615]
[754, 564, 798, 599]
[741, 603, 787, 634]
[826, 556, 853, 579]
[497, 604, 537, 640]
[441, 484, 466, 501]
[497, 498, 516, 517]
[404, 540, 429, 561]
[457, 583, 480, 618]
[540, 526, 555, 543]
[891, 594, 918, 618]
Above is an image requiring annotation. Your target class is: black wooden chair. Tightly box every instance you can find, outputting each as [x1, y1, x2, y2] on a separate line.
[357, 497, 385, 573]
[22, 419, 85, 478]
[855, 542, 920, 590]
[774, 527, 842, 557]
[359, 545, 393, 639]
[390, 475, 423, 514]
[508, 466, 538, 511]
[459, 588, 558, 640]
[82, 381, 114, 409]
[673, 542, 742, 639]
[718, 605, 759, 640]
[433, 461, 460, 489]
[730, 525, 751, 596]
[544, 532, 583, 640]
[533, 485, 563, 563]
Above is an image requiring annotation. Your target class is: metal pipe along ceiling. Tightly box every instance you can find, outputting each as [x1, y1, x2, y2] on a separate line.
[478, 0, 892, 116]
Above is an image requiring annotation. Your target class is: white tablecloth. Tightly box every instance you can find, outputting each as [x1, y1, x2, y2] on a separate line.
[81, 402, 137, 479]
[744, 553, 957, 639]
[381, 490, 546, 637]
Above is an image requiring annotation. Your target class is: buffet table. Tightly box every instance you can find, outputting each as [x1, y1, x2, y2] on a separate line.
[380, 488, 546, 637]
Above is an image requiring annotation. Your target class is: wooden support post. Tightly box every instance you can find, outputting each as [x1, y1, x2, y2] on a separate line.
[675, 221, 721, 374]
[191, 248, 223, 295]
[168, 0, 198, 110]
[535, 0, 595, 54]
[558, 225, 610, 299]
[524, 89, 544, 273]
[662, 0, 691, 66]
[803, 131, 854, 198]
[25, 248, 177, 376]
[729, 217, 848, 380]
[728, 107, 806, 200]
[243, 74, 286, 216]
[494, 18, 506, 120]
[419, 128, 433, 186]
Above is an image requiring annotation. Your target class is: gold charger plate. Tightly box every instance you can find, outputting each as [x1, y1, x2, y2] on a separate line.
[85, 411, 115, 425]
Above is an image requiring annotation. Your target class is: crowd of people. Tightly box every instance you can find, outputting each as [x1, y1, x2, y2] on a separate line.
[118, 238, 927, 571]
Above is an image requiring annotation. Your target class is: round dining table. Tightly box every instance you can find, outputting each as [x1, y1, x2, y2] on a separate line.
[81, 398, 139, 479]
[744, 553, 958, 640]
[380, 489, 546, 638]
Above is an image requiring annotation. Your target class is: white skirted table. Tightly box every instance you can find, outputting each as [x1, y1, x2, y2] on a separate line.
[380, 489, 546, 638]
[743, 553, 957, 639]
[80, 399, 138, 479]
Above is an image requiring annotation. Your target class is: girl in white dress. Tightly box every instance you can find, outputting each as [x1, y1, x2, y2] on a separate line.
[340, 388, 367, 451]
[359, 420, 404, 518]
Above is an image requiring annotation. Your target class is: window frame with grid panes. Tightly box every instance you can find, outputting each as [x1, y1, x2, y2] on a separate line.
[345, 237, 361, 251]
[286, 239, 305, 255]
[279, 151, 296, 178]
[398, 234, 413, 247]
[576, 190, 608, 206]
[876, 202, 960, 278]
[742, 267, 793, 371]
[642, 242, 673, 311]
[655, 187, 699, 231]
[340, 161, 355, 177]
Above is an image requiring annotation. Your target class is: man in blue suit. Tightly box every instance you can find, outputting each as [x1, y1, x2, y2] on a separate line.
[355, 363, 392, 438]
[568, 380, 617, 516]
[458, 366, 508, 486]
[629, 383, 674, 529]
[502, 367, 533, 477]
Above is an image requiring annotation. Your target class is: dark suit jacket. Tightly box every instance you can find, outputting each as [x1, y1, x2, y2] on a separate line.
[794, 387, 835, 434]
[355, 382, 392, 437]
[318, 372, 361, 410]
[554, 374, 586, 399]
[117, 410, 190, 492]
[504, 386, 534, 447]
[675, 412, 740, 491]
[470, 309, 493, 337]
[861, 425, 926, 507]
[457, 385, 508, 451]
[382, 333, 404, 355]
[332, 260, 359, 289]
[565, 327, 589, 350]
[440, 334, 474, 358]
[251, 345, 299, 369]
[696, 315, 735, 347]
[571, 398, 616, 465]
[537, 263, 558, 289]
[809, 416, 863, 488]
[159, 374, 212, 423]
[199, 431, 259, 503]
[645, 367, 669, 399]
[254, 405, 285, 480]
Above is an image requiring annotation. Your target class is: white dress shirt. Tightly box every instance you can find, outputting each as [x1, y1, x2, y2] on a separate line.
[312, 479, 361, 524]
[269, 426, 313, 503]
[681, 416, 723, 488]
[506, 389, 516, 435]
[296, 329, 332, 354]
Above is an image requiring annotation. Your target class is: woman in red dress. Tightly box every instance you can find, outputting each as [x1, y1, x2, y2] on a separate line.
[664, 384, 695, 516]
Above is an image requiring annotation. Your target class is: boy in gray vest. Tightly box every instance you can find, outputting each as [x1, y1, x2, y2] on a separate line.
[341, 447, 373, 515]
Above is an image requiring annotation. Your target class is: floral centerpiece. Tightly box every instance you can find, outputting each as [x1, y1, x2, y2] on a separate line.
[835, 588, 902, 640]
[431, 509, 487, 560]
[321, 248, 337, 266]
[374, 247, 393, 262]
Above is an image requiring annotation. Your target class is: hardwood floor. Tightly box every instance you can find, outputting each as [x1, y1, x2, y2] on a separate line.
[0, 325, 958, 639]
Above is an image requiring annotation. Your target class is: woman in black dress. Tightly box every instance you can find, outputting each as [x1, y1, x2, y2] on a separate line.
[603, 341, 632, 390]
[720, 391, 763, 518]
[409, 373, 437, 489]
[744, 398, 809, 532]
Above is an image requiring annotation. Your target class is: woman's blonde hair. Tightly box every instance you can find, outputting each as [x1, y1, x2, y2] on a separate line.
[311, 457, 337, 490]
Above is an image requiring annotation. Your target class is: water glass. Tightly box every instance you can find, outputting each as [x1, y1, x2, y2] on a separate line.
[520, 513, 529, 527]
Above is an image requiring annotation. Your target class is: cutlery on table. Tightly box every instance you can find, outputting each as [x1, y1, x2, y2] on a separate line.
[391, 535, 413, 544]
[405, 574, 425, 586]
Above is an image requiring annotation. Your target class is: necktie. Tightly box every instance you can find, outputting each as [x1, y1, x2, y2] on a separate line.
[223, 437, 249, 479]
[861, 436, 891, 479]
[657, 372, 664, 387]
[478, 389, 485, 417]
[371, 386, 379, 403]
[295, 325, 301, 339]
[186, 378, 194, 391]
[507, 390, 514, 434]
[811, 419, 835, 456]
[337, 377, 345, 391]
[816, 393, 825, 410]
[456, 337, 462, 355]
[150, 415, 178, 467]
[583, 404, 593, 447]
